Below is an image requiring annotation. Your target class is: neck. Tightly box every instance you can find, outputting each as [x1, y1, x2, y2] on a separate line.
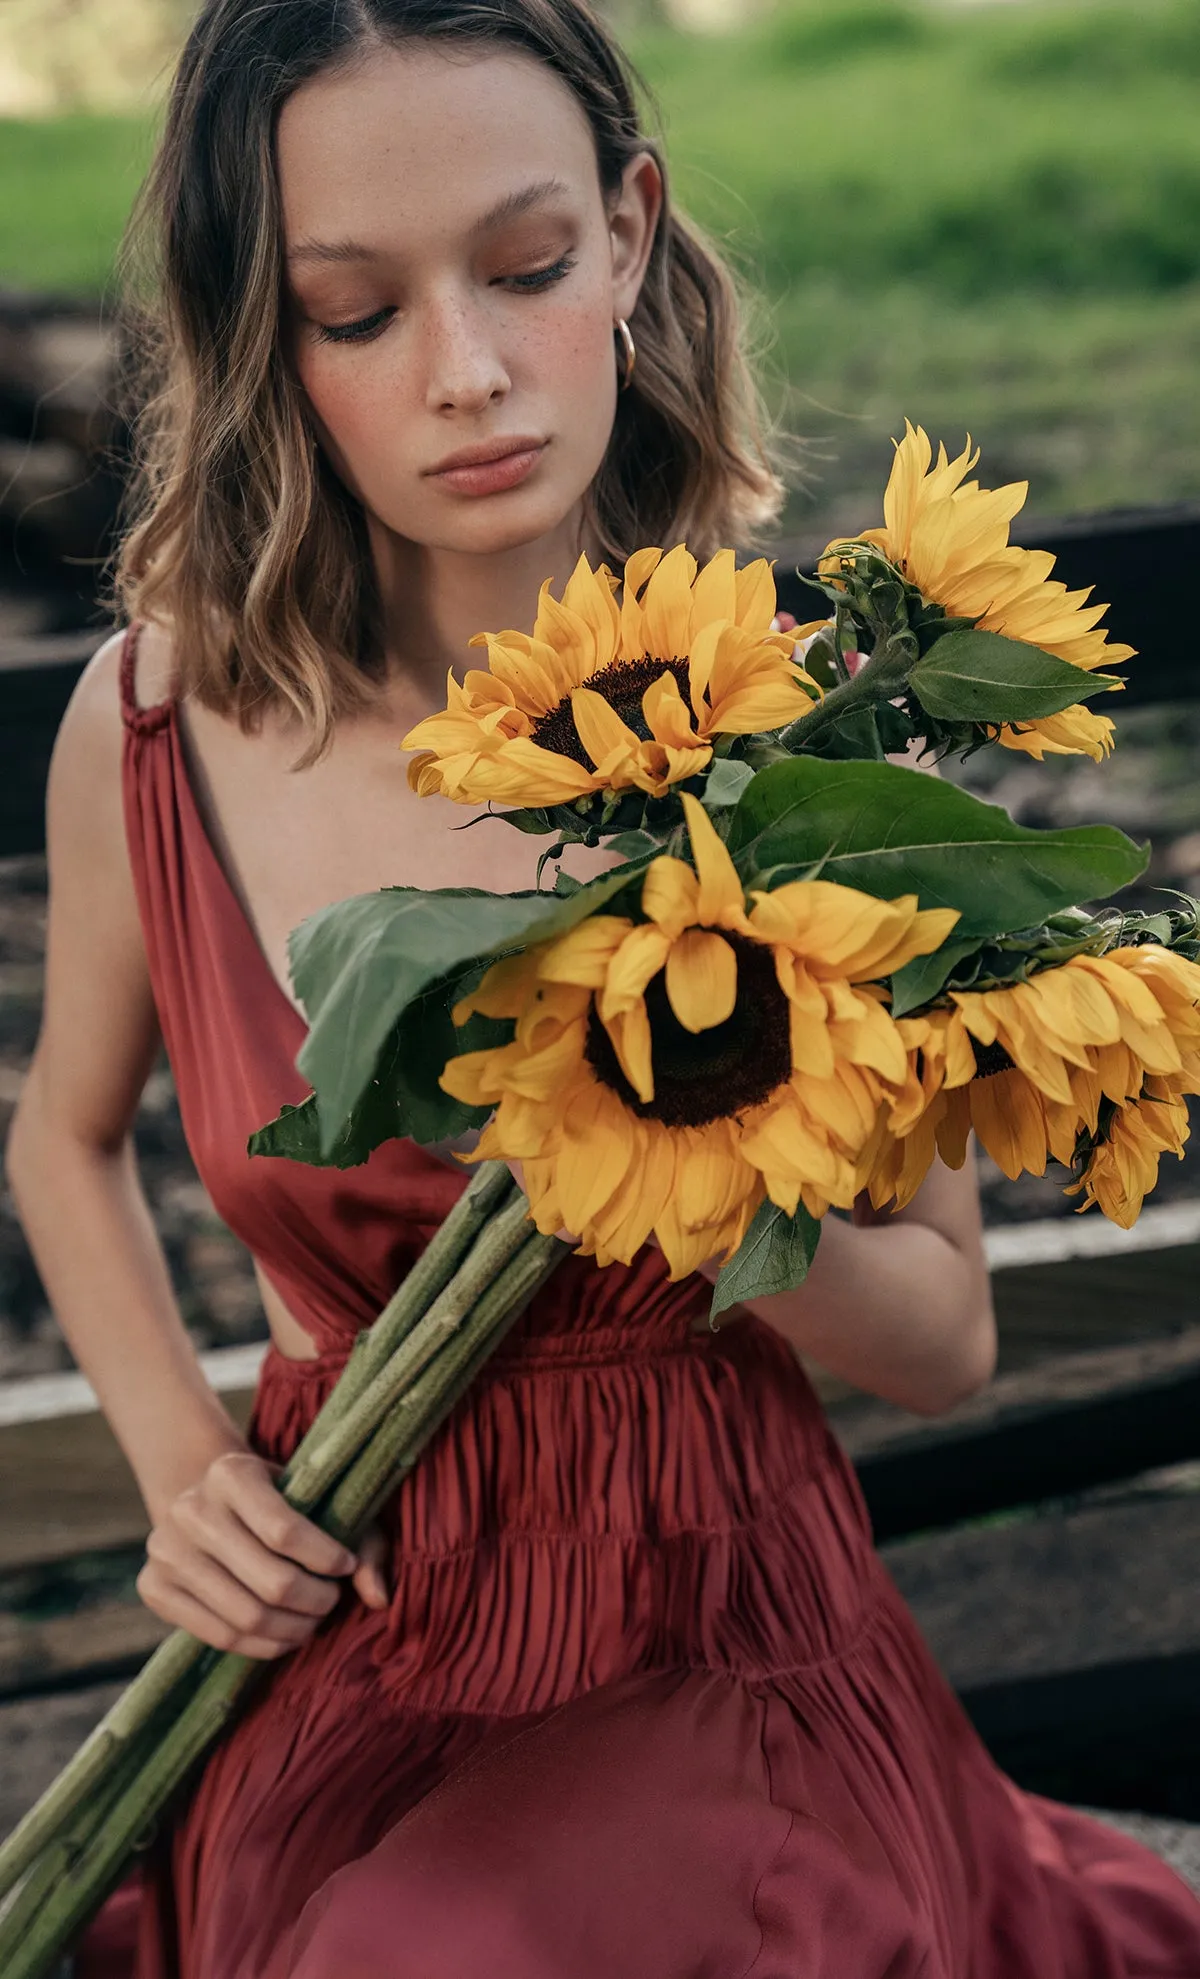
[369, 505, 595, 711]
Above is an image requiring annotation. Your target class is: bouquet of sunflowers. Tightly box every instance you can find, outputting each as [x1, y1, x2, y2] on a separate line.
[4, 425, 1199, 1975]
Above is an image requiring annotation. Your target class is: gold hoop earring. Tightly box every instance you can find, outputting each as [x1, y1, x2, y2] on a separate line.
[615, 318, 636, 391]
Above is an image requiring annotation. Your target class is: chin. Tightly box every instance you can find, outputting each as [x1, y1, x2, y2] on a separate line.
[388, 477, 593, 561]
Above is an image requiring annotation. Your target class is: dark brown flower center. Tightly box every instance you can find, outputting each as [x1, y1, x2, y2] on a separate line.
[530, 657, 692, 770]
[584, 931, 792, 1129]
[971, 1038, 1016, 1079]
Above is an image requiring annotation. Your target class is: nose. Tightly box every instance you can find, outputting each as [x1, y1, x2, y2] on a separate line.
[421, 287, 511, 416]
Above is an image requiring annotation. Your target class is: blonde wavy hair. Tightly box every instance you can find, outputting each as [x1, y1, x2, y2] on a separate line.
[107, 0, 786, 758]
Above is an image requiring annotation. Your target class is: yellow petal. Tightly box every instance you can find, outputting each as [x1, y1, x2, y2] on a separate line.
[618, 547, 663, 658]
[679, 792, 748, 929]
[624, 738, 713, 797]
[604, 1001, 655, 1104]
[536, 916, 633, 987]
[642, 670, 701, 750]
[641, 544, 698, 661]
[569, 685, 642, 774]
[641, 855, 700, 940]
[561, 554, 620, 676]
[599, 923, 673, 1017]
[969, 1070, 1050, 1180]
[688, 548, 738, 629]
[665, 929, 738, 1033]
[553, 1083, 632, 1233]
[999, 707, 1115, 763]
[452, 947, 543, 1023]
[733, 558, 777, 634]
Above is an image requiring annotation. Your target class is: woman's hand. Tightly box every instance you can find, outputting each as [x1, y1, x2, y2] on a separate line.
[137, 1449, 390, 1659]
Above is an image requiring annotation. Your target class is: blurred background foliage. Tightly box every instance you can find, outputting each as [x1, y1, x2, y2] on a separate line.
[1, 0, 1198, 528]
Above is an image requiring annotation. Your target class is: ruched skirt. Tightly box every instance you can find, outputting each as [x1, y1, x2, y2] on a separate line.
[77, 1307, 1200, 1978]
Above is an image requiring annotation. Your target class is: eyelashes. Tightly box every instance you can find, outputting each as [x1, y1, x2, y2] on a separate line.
[504, 252, 577, 294]
[314, 253, 578, 346]
[317, 306, 395, 346]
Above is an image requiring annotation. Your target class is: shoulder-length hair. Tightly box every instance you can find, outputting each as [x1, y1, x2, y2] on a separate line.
[107, 0, 786, 757]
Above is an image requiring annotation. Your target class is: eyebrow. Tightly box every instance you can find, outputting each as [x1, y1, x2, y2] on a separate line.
[286, 177, 572, 266]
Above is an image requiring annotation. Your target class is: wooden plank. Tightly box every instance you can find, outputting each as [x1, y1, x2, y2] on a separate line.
[849, 1336, 1200, 1543]
[0, 1201, 1195, 1585]
[0, 1389, 256, 1573]
[0, 1601, 168, 1703]
[0, 632, 96, 857]
[990, 1245, 1200, 1372]
[961, 1651, 1200, 1820]
[1, 1259, 1197, 1570]
[884, 1476, 1200, 1816]
[884, 1477, 1200, 1691]
[0, 1679, 127, 1839]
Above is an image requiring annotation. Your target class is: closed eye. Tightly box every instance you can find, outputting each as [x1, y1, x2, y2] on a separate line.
[314, 253, 575, 343]
[500, 253, 576, 293]
[315, 306, 395, 345]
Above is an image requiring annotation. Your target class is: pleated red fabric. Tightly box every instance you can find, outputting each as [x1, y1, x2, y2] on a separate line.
[74, 622, 1200, 1976]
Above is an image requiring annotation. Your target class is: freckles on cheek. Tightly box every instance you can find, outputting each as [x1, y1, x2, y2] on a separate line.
[300, 361, 388, 467]
[521, 298, 613, 397]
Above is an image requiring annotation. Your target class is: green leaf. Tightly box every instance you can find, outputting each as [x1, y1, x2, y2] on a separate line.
[804, 704, 887, 761]
[290, 860, 653, 1152]
[710, 1198, 821, 1319]
[909, 628, 1121, 725]
[495, 806, 557, 835]
[249, 1097, 362, 1167]
[727, 756, 1146, 939]
[700, 757, 756, 809]
[875, 702, 920, 754]
[606, 829, 660, 858]
[890, 935, 986, 1016]
[250, 990, 507, 1167]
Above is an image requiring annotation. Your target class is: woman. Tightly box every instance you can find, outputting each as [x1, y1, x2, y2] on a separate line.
[8, 1, 1200, 1973]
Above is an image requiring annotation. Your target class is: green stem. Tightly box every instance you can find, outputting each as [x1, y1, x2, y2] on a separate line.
[0, 1214, 569, 1979]
[0, 1698, 165, 1945]
[0, 1654, 262, 1979]
[777, 634, 914, 753]
[324, 1231, 566, 1541]
[0, 1164, 515, 1909]
[280, 1159, 514, 1474]
[0, 1632, 215, 1902]
[282, 1191, 535, 1510]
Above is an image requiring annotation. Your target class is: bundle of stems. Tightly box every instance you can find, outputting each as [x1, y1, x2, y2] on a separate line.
[0, 1163, 565, 1979]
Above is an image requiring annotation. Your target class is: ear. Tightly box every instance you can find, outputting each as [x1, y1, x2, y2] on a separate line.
[609, 151, 664, 323]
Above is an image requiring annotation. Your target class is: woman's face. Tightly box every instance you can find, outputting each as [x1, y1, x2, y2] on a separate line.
[279, 42, 661, 560]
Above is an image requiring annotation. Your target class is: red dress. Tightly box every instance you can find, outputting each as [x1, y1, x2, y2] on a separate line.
[76, 621, 1200, 1977]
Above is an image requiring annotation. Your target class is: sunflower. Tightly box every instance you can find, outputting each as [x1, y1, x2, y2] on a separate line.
[830, 421, 1135, 763]
[439, 794, 958, 1276]
[1067, 1077, 1191, 1227]
[402, 547, 820, 808]
[868, 944, 1200, 1222]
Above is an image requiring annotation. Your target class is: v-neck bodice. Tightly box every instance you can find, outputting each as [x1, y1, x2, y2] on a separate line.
[117, 619, 710, 1355]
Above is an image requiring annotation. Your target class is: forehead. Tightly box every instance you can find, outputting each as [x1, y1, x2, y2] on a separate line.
[277, 42, 600, 255]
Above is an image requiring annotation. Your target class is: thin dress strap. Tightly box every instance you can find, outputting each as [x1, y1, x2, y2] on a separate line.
[119, 619, 173, 736]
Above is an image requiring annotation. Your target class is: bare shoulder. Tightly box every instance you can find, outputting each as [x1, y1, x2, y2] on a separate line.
[50, 620, 175, 796]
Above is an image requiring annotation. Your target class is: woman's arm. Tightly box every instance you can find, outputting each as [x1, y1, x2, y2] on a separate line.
[5, 635, 381, 1652]
[699, 1157, 996, 1417]
[694, 735, 994, 1416]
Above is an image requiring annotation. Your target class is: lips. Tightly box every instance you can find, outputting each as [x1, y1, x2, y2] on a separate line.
[425, 437, 547, 497]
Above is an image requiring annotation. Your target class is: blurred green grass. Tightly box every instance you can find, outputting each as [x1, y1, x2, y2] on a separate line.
[2, 0, 1198, 520]
[631, 0, 1200, 524]
[0, 113, 157, 296]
